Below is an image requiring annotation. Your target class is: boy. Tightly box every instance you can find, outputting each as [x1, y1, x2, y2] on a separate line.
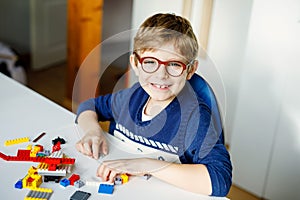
[75, 13, 232, 196]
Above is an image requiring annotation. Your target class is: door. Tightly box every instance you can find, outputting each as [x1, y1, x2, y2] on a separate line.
[30, 0, 67, 70]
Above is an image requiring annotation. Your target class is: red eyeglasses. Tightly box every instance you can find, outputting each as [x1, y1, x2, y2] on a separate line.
[134, 52, 192, 77]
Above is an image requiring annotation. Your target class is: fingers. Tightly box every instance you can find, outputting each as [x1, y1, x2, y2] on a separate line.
[83, 143, 93, 156]
[75, 141, 93, 157]
[75, 132, 108, 159]
[100, 139, 109, 155]
[92, 141, 100, 159]
[91, 137, 108, 159]
[97, 162, 120, 183]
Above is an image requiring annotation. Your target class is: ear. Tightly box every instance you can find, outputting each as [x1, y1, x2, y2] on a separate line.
[186, 60, 198, 80]
[130, 54, 139, 76]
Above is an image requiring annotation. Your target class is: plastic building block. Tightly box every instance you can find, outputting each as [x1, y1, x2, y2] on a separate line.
[120, 173, 129, 184]
[143, 174, 152, 180]
[48, 163, 57, 171]
[37, 162, 69, 176]
[69, 174, 80, 185]
[114, 176, 122, 185]
[52, 137, 66, 145]
[30, 187, 53, 193]
[15, 179, 23, 189]
[22, 167, 43, 189]
[22, 173, 42, 189]
[85, 180, 101, 187]
[52, 141, 61, 153]
[60, 178, 70, 187]
[4, 137, 30, 146]
[17, 149, 31, 158]
[30, 145, 44, 157]
[32, 132, 46, 143]
[0, 152, 9, 160]
[44, 175, 61, 183]
[98, 183, 114, 194]
[25, 188, 53, 200]
[0, 151, 75, 165]
[70, 190, 91, 200]
[49, 150, 63, 158]
[74, 180, 85, 188]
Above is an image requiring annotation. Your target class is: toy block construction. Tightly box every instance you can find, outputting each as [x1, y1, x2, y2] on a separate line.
[0, 150, 75, 166]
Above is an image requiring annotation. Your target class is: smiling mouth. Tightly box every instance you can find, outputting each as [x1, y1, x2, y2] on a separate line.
[151, 83, 170, 89]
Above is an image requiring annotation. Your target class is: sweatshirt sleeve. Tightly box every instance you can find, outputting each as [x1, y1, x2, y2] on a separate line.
[180, 104, 232, 197]
[75, 84, 140, 123]
[75, 93, 114, 123]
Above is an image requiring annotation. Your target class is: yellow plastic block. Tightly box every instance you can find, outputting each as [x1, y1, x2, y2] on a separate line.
[120, 174, 129, 184]
[22, 173, 42, 189]
[37, 163, 48, 170]
[30, 187, 53, 193]
[24, 198, 47, 200]
[4, 137, 30, 146]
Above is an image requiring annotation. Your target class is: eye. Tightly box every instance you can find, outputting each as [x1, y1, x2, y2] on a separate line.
[168, 62, 182, 68]
[143, 60, 155, 65]
[142, 58, 157, 65]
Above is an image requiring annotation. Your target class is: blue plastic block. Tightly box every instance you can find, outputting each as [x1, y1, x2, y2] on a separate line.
[14, 179, 23, 189]
[98, 183, 114, 194]
[60, 178, 70, 187]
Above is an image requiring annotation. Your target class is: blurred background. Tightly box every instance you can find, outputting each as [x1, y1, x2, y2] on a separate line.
[0, 0, 299, 199]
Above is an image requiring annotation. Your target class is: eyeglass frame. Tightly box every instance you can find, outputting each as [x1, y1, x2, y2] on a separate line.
[133, 52, 193, 77]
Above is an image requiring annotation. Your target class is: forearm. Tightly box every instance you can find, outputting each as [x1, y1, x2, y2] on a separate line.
[97, 158, 212, 195]
[76, 110, 108, 158]
[149, 160, 212, 195]
[77, 110, 102, 133]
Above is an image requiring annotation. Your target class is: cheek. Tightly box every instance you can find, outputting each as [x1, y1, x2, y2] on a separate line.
[138, 71, 151, 83]
[171, 79, 187, 94]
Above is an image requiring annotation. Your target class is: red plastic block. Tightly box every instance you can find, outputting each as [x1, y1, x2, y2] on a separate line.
[52, 141, 61, 153]
[48, 164, 57, 171]
[68, 174, 80, 185]
[17, 149, 31, 157]
[0, 152, 9, 161]
[0, 151, 75, 165]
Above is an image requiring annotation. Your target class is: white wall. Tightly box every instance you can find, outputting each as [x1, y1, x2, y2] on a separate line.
[230, 0, 300, 198]
[207, 0, 253, 143]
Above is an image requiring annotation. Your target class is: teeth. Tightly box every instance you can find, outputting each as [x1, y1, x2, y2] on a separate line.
[154, 84, 168, 89]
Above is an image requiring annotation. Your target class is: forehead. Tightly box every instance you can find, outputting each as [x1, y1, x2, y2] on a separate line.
[140, 43, 187, 61]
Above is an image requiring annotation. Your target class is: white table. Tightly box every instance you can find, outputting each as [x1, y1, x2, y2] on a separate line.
[0, 73, 229, 200]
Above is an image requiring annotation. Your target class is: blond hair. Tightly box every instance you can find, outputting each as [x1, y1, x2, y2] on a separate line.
[133, 13, 199, 62]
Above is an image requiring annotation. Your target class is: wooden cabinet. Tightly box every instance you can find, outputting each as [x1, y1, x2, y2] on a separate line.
[65, 0, 103, 110]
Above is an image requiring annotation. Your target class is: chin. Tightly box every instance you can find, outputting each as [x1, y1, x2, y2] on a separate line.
[152, 95, 174, 102]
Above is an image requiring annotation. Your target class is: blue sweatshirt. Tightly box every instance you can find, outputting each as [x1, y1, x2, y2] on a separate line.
[76, 74, 232, 196]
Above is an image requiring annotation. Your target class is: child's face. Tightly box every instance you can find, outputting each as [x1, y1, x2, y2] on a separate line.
[131, 43, 197, 102]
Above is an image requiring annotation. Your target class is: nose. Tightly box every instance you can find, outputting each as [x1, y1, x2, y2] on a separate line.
[155, 64, 169, 79]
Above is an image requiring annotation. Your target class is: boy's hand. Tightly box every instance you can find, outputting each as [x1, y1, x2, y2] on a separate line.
[96, 158, 164, 182]
[76, 130, 108, 159]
